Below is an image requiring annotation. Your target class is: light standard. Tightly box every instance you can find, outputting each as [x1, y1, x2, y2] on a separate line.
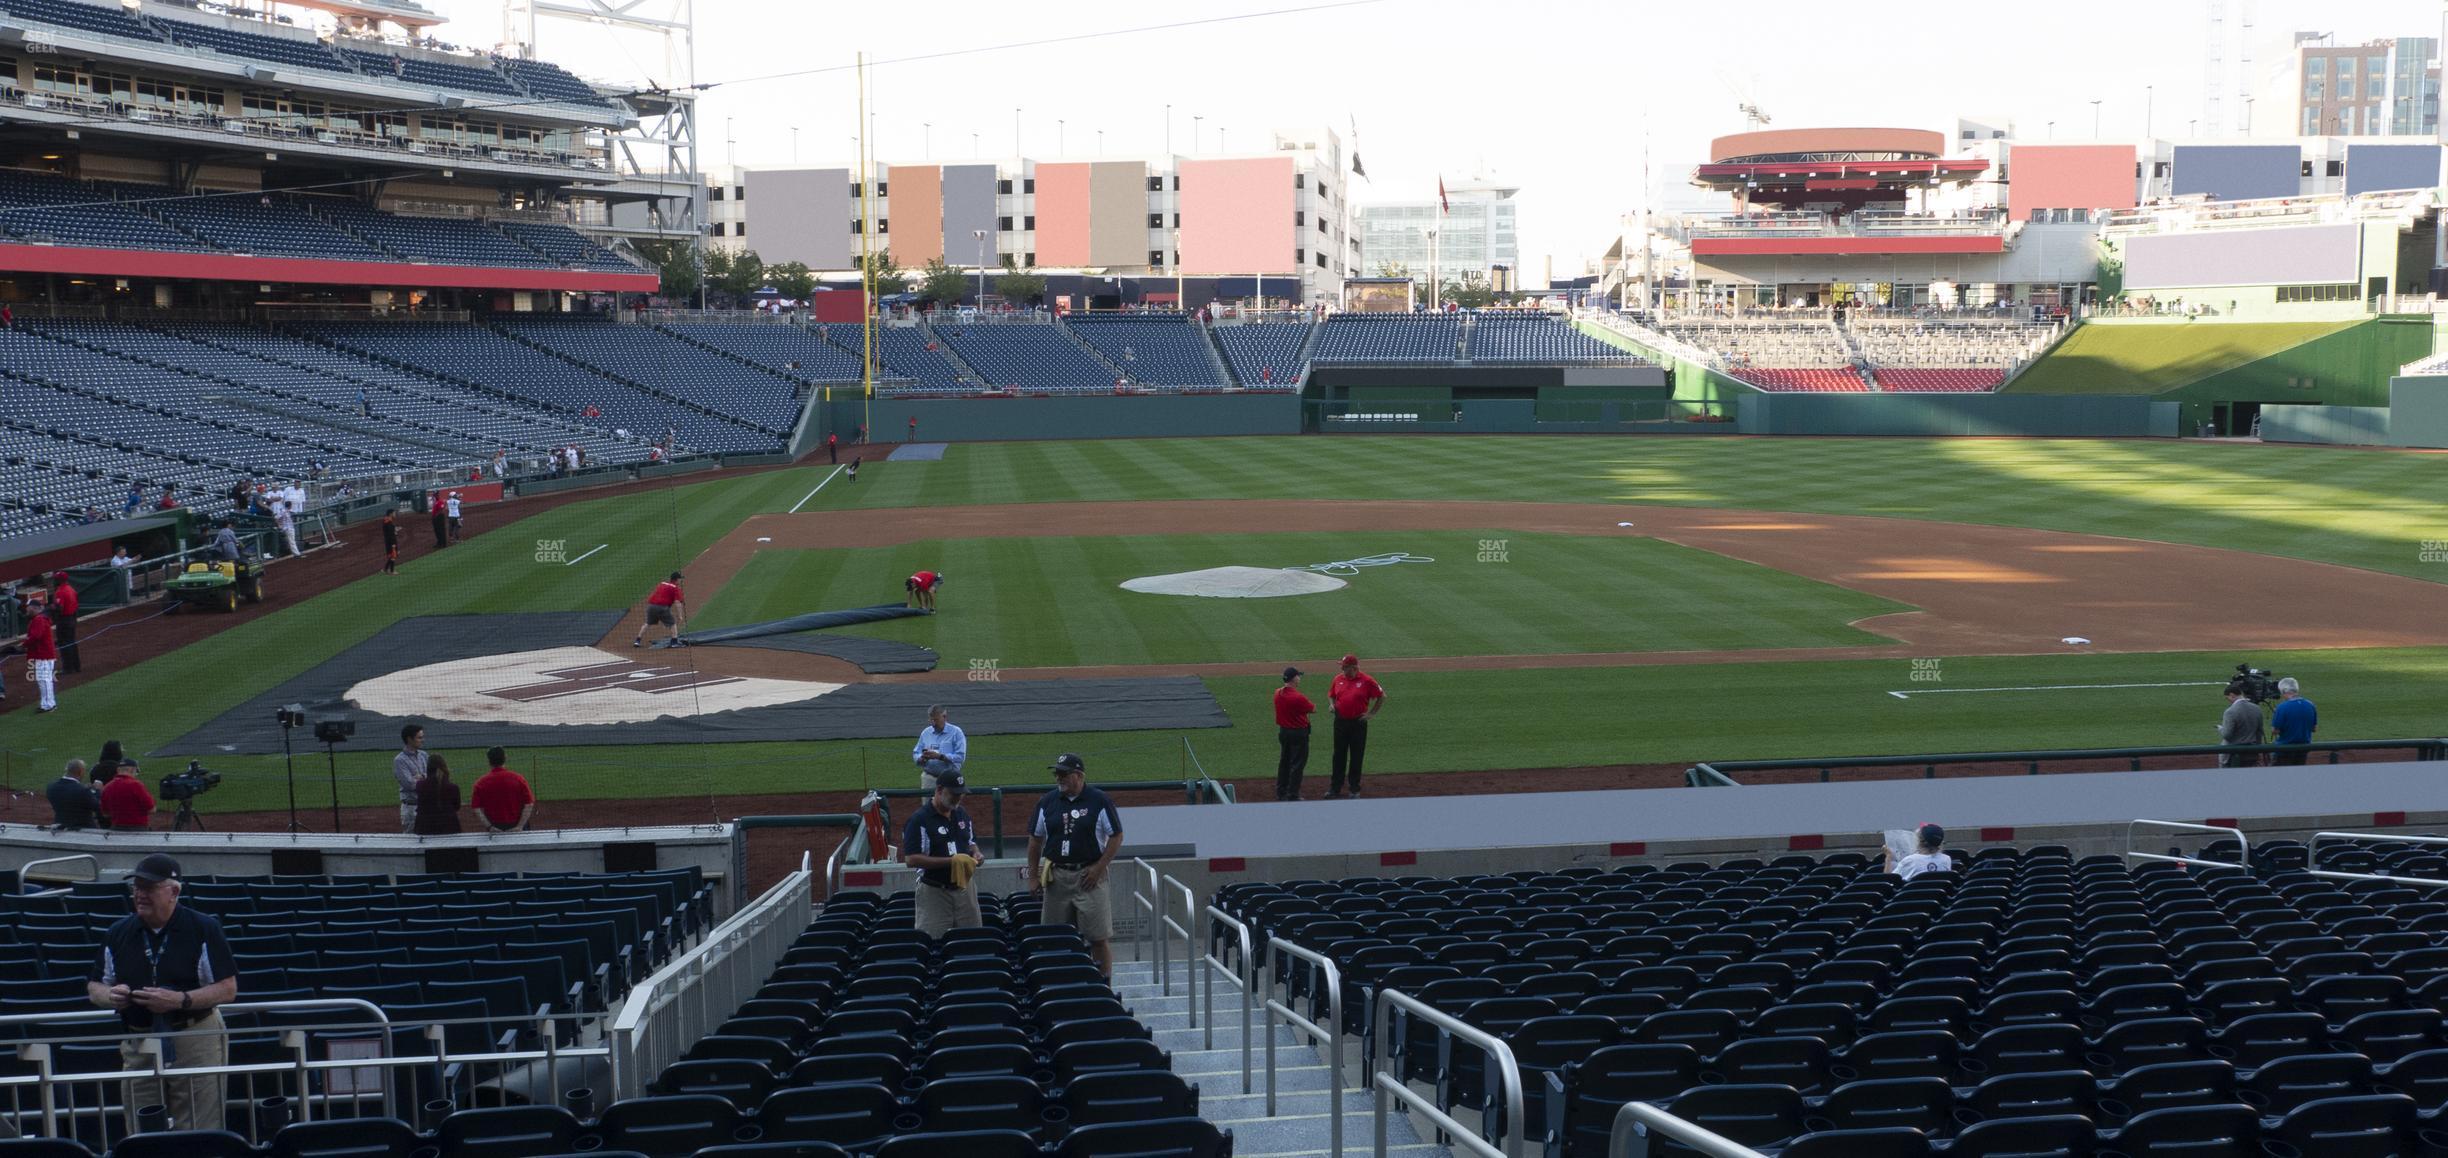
[1013, 107, 1022, 155]
[2047, 120, 2055, 140]
[973, 229, 988, 307]
[923, 122, 931, 159]
[1426, 227, 1440, 311]
[790, 125, 798, 163]
[1058, 118, 1065, 155]
[2144, 84, 2154, 139]
[2090, 99, 2102, 138]
[1192, 114, 1203, 153]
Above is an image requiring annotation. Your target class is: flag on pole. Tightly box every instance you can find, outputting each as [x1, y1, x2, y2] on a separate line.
[1437, 176, 1449, 216]
[1348, 114, 1368, 179]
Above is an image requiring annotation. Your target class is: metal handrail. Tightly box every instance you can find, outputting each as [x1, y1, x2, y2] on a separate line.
[1687, 737, 2448, 786]
[1369, 987, 1526, 1158]
[0, 999, 394, 1137]
[1608, 1101, 1770, 1158]
[1203, 904, 1255, 1092]
[2129, 819, 2250, 872]
[2306, 830, 2448, 888]
[16, 854, 98, 888]
[1159, 873, 1199, 1020]
[609, 859, 814, 1100]
[1264, 936, 1345, 1157]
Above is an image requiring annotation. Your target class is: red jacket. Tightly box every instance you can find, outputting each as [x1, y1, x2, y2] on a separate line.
[100, 774, 153, 828]
[50, 582, 77, 618]
[24, 612, 56, 662]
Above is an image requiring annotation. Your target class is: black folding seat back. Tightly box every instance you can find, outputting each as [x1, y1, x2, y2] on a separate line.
[2102, 1059, 2238, 1119]
[871, 1129, 1040, 1158]
[917, 1074, 1048, 1136]
[2266, 1093, 2420, 1158]
[436, 1105, 584, 1158]
[1051, 1037, 1168, 1084]
[2110, 1103, 2262, 1158]
[1968, 1023, 2087, 1078]
[1965, 1069, 2097, 1124]
[2243, 1052, 2373, 1115]
[652, 1058, 775, 1110]
[2373, 1046, 2448, 1107]
[1661, 1082, 1806, 1149]
[788, 1052, 908, 1090]
[1945, 1114, 2097, 1158]
[2216, 1012, 2330, 1068]
[1051, 1117, 1230, 1158]
[1061, 1070, 1197, 1127]
[754, 1082, 899, 1148]
[1804, 1076, 1953, 1136]
[1833, 1030, 1960, 1085]
[1704, 1035, 1831, 1094]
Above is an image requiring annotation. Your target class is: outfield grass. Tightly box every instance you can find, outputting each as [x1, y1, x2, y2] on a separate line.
[695, 532, 1910, 667]
[13, 435, 2448, 814]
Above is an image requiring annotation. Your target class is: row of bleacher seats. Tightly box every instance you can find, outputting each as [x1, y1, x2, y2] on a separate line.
[1847, 319, 2056, 369]
[1211, 321, 1310, 387]
[1310, 313, 1462, 363]
[1658, 320, 1852, 370]
[1467, 314, 1642, 364]
[1875, 369, 2009, 393]
[1061, 314, 1224, 387]
[488, 317, 802, 434]
[660, 322, 867, 383]
[3, 0, 618, 109]
[1730, 368, 1866, 392]
[1220, 839, 2448, 1158]
[930, 321, 1119, 393]
[0, 169, 638, 271]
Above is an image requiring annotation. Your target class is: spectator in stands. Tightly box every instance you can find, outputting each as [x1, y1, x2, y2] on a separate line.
[902, 771, 982, 938]
[122, 482, 143, 519]
[109, 545, 135, 569]
[491, 451, 507, 481]
[2218, 679, 2265, 767]
[413, 754, 462, 835]
[48, 760, 98, 830]
[89, 854, 237, 1134]
[1274, 666, 1314, 801]
[79, 507, 100, 525]
[156, 483, 177, 512]
[227, 480, 251, 512]
[99, 763, 154, 829]
[50, 572, 79, 675]
[1326, 654, 1385, 799]
[1029, 753, 1126, 979]
[472, 748, 535, 833]
[1887, 824, 1952, 879]
[394, 724, 428, 833]
[2270, 678, 2318, 766]
[912, 704, 966, 792]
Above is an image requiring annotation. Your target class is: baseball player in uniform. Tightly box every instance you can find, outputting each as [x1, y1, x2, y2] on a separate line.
[902, 772, 982, 938]
[1029, 753, 1125, 978]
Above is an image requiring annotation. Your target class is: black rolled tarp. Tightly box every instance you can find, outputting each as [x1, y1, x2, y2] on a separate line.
[672, 603, 939, 673]
[674, 604, 928, 645]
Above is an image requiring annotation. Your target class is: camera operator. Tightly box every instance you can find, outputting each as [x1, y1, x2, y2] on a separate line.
[2218, 678, 2265, 768]
[87, 855, 238, 1133]
[2270, 678, 2318, 766]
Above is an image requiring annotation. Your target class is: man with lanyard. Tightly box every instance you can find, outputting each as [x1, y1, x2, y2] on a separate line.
[89, 854, 238, 1133]
[1028, 753, 1126, 978]
[902, 771, 982, 938]
[911, 704, 967, 793]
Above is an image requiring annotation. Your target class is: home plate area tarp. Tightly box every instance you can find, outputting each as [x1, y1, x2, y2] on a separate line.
[160, 612, 1227, 755]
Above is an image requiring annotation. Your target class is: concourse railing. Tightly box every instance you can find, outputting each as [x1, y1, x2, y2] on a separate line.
[1688, 737, 2448, 786]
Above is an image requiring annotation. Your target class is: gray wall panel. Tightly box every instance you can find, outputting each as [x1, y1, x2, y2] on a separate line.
[744, 168, 850, 269]
[1088, 160, 1148, 267]
[2124, 223, 2359, 289]
[2346, 144, 2443, 195]
[2170, 145, 2301, 202]
[942, 165, 999, 263]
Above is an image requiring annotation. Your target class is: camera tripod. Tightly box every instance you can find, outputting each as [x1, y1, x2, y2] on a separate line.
[170, 798, 205, 832]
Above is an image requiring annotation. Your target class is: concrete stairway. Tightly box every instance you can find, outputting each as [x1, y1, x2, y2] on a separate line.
[1113, 953, 1453, 1158]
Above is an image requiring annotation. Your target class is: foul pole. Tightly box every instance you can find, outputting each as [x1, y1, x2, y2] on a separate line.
[857, 51, 875, 442]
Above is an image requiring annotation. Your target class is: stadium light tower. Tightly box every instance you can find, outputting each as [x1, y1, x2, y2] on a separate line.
[973, 229, 988, 305]
[504, 0, 699, 241]
[2091, 99, 2103, 138]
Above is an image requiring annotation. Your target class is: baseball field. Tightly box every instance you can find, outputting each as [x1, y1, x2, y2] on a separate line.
[11, 433, 2448, 824]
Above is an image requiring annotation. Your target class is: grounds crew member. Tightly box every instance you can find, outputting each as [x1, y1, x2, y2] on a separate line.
[50, 571, 80, 675]
[1327, 653, 1386, 799]
[902, 771, 982, 938]
[905, 569, 943, 612]
[635, 572, 686, 648]
[24, 590, 58, 712]
[1028, 753, 1125, 978]
[89, 854, 238, 1133]
[1273, 666, 1314, 801]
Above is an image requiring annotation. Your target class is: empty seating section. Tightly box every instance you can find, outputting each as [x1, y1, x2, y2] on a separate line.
[0, 170, 210, 251]
[1311, 313, 1462, 363]
[2, 0, 154, 40]
[490, 317, 801, 433]
[871, 326, 972, 392]
[2, 425, 248, 529]
[1063, 314, 1224, 387]
[933, 322, 1116, 392]
[1849, 318, 2055, 369]
[1469, 314, 1640, 363]
[1660, 319, 1850, 368]
[662, 322, 866, 382]
[1213, 321, 1311, 387]
[624, 889, 1223, 1157]
[147, 194, 392, 261]
[493, 221, 640, 272]
[502, 57, 616, 108]
[1875, 368, 2009, 393]
[294, 322, 782, 453]
[311, 202, 555, 267]
[337, 47, 524, 96]
[1223, 837, 2448, 1158]
[154, 16, 350, 72]
[1730, 367, 1868, 392]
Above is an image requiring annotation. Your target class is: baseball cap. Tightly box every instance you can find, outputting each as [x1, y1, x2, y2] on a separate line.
[935, 771, 966, 793]
[1916, 823, 1946, 849]
[1050, 753, 1086, 776]
[1282, 666, 1302, 680]
[1340, 654, 1360, 667]
[126, 854, 182, 884]
[669, 571, 684, 581]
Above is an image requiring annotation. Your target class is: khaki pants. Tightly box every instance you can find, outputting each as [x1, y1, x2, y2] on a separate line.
[121, 1009, 226, 1133]
[399, 803, 418, 833]
[1042, 866, 1114, 941]
[914, 884, 983, 938]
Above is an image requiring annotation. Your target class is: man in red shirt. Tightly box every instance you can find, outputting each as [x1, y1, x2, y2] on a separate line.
[24, 592, 58, 712]
[826, 432, 839, 464]
[905, 569, 943, 612]
[98, 765, 154, 828]
[1326, 653, 1385, 799]
[471, 748, 535, 832]
[428, 491, 448, 549]
[634, 571, 685, 647]
[1273, 666, 1315, 801]
[49, 571, 80, 675]
[907, 415, 918, 442]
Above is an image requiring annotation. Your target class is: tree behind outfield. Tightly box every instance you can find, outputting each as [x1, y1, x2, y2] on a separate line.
[635, 239, 702, 302]
[919, 258, 969, 308]
[994, 255, 1046, 306]
[859, 249, 909, 297]
[767, 261, 817, 302]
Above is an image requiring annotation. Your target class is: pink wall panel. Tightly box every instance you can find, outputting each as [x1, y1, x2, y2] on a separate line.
[1034, 162, 1094, 267]
[2007, 145, 2137, 221]
[891, 164, 944, 263]
[1179, 157, 1295, 275]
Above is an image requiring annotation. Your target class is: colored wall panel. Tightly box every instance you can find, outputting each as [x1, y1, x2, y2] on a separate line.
[890, 164, 944, 263]
[1088, 160, 1150, 266]
[744, 167, 851, 269]
[2124, 223, 2359, 289]
[2345, 143, 2443, 195]
[1033, 162, 1093, 267]
[2007, 144, 2138, 221]
[1179, 156, 1295, 275]
[942, 164, 999, 264]
[2170, 145, 2301, 202]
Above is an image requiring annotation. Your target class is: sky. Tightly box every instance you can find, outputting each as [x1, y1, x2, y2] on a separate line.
[416, 0, 2445, 284]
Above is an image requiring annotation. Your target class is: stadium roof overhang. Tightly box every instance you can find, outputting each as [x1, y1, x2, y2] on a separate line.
[0, 242, 658, 291]
[1689, 236, 2007, 256]
[0, 114, 620, 193]
[1692, 159, 1992, 190]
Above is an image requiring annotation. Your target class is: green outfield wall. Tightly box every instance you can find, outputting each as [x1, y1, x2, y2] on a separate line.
[1738, 393, 2181, 437]
[818, 391, 1302, 443]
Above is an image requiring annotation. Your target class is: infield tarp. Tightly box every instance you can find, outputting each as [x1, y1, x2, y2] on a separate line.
[887, 442, 949, 461]
[694, 631, 940, 674]
[675, 604, 926, 646]
[159, 612, 1227, 756]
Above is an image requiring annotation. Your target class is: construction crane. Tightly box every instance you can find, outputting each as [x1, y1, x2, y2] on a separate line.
[1738, 102, 1772, 130]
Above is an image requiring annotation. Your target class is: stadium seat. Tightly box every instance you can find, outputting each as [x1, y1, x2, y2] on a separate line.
[1052, 1118, 1232, 1158]
[437, 1105, 587, 1158]
[752, 1083, 900, 1149]
[110, 1131, 255, 1158]
[269, 1117, 424, 1158]
[872, 1129, 1042, 1158]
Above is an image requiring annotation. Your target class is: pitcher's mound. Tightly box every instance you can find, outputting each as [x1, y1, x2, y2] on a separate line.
[1121, 566, 1348, 599]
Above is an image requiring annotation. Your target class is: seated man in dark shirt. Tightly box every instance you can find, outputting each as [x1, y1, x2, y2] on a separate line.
[47, 759, 98, 829]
